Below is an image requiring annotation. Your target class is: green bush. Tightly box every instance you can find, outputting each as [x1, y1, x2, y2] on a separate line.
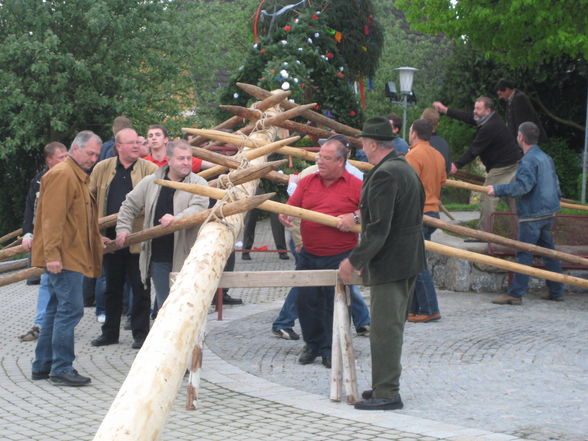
[541, 137, 581, 200]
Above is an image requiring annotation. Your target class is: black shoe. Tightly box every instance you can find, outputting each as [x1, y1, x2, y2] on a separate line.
[361, 389, 373, 400]
[223, 293, 243, 305]
[31, 371, 50, 380]
[322, 355, 331, 369]
[278, 253, 290, 260]
[91, 335, 119, 347]
[49, 370, 91, 387]
[540, 293, 564, 301]
[241, 252, 251, 260]
[132, 338, 145, 349]
[354, 395, 403, 411]
[298, 347, 318, 365]
[26, 277, 41, 286]
[272, 328, 300, 340]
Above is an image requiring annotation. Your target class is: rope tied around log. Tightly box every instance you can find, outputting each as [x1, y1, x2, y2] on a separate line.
[199, 180, 247, 238]
[251, 108, 269, 131]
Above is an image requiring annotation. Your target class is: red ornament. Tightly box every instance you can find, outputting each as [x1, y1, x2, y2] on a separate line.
[349, 110, 357, 116]
[326, 52, 333, 59]
[270, 69, 275, 73]
[260, 49, 265, 54]
[314, 104, 320, 110]
[337, 72, 345, 79]
[284, 25, 291, 31]
[311, 14, 319, 19]
[301, 83, 305, 89]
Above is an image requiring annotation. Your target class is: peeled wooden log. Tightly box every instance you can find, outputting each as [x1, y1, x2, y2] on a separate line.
[196, 136, 299, 180]
[0, 214, 117, 262]
[275, 146, 371, 171]
[236, 82, 361, 137]
[5, 238, 22, 248]
[220, 102, 316, 130]
[0, 258, 28, 274]
[193, 148, 289, 186]
[208, 160, 287, 188]
[424, 215, 588, 267]
[0, 228, 22, 245]
[93, 103, 280, 441]
[0, 267, 44, 287]
[453, 170, 485, 185]
[445, 179, 588, 212]
[186, 90, 291, 147]
[163, 179, 588, 290]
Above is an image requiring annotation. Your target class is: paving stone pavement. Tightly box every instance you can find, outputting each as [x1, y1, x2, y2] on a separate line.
[1, 217, 587, 441]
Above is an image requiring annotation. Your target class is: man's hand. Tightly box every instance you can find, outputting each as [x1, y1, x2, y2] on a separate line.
[433, 101, 448, 114]
[115, 232, 129, 248]
[336, 213, 356, 232]
[279, 214, 294, 228]
[450, 162, 458, 175]
[159, 214, 175, 228]
[486, 185, 496, 196]
[22, 237, 33, 252]
[338, 258, 356, 285]
[288, 174, 300, 185]
[46, 260, 63, 274]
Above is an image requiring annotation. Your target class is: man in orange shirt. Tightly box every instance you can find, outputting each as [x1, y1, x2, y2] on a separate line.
[405, 120, 447, 323]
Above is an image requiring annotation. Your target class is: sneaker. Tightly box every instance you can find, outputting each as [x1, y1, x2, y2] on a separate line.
[356, 325, 370, 336]
[123, 317, 132, 330]
[49, 369, 91, 387]
[492, 295, 522, 305]
[272, 328, 300, 340]
[19, 325, 40, 342]
[96, 314, 106, 323]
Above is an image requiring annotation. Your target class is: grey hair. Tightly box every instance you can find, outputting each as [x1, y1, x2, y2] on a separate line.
[374, 139, 395, 150]
[323, 139, 348, 163]
[70, 130, 102, 152]
[166, 139, 192, 158]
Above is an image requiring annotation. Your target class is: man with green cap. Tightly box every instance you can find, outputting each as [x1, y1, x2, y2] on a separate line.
[339, 116, 426, 410]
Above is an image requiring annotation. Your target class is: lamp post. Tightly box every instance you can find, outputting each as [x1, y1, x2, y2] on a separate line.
[385, 67, 418, 140]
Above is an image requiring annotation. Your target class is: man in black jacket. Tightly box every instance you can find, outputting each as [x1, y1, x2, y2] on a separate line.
[433, 97, 522, 232]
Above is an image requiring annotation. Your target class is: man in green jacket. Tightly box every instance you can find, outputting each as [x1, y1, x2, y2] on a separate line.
[339, 117, 426, 410]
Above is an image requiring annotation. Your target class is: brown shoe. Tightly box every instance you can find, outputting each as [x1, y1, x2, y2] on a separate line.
[492, 295, 522, 305]
[408, 313, 441, 323]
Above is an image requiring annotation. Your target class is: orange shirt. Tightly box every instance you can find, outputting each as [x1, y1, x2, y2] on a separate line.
[406, 141, 447, 213]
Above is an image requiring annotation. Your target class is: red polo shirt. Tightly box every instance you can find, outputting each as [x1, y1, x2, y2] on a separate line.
[288, 170, 362, 256]
[144, 154, 202, 173]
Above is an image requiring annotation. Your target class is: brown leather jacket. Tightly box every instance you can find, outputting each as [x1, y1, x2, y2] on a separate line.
[32, 157, 102, 278]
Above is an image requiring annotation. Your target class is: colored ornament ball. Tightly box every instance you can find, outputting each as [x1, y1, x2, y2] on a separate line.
[281, 81, 290, 90]
[284, 25, 291, 31]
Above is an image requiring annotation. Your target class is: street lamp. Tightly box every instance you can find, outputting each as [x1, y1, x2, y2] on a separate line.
[385, 67, 418, 140]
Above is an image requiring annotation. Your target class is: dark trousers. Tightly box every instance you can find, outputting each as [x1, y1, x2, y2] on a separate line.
[101, 252, 150, 341]
[296, 248, 351, 356]
[243, 187, 287, 253]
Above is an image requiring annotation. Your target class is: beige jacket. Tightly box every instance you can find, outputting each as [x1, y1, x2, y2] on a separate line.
[89, 157, 158, 253]
[115, 166, 209, 285]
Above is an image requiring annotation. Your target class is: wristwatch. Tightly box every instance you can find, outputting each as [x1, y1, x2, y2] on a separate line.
[353, 213, 360, 224]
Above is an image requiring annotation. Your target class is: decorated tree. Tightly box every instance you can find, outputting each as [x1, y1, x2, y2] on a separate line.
[219, 0, 384, 127]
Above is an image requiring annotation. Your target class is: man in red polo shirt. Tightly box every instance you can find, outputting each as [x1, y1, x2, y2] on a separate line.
[279, 139, 362, 368]
[145, 124, 204, 172]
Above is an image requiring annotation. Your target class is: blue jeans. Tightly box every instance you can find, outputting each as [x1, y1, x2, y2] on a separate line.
[272, 239, 370, 331]
[95, 274, 106, 316]
[296, 248, 351, 356]
[34, 273, 50, 326]
[411, 211, 440, 315]
[151, 261, 173, 312]
[508, 217, 564, 298]
[32, 270, 84, 375]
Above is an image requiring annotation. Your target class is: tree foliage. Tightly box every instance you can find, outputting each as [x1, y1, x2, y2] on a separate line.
[0, 0, 198, 232]
[395, 0, 588, 67]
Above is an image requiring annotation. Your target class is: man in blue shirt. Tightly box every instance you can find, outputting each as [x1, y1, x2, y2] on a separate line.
[486, 122, 564, 305]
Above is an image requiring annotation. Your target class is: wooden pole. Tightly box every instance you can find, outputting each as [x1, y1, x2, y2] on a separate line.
[162, 180, 588, 289]
[236, 82, 361, 137]
[445, 179, 588, 212]
[0, 258, 28, 274]
[424, 215, 588, 267]
[93, 104, 280, 441]
[334, 281, 359, 404]
[196, 136, 299, 180]
[185, 90, 291, 147]
[208, 160, 287, 188]
[0, 214, 117, 263]
[0, 196, 270, 288]
[0, 228, 22, 245]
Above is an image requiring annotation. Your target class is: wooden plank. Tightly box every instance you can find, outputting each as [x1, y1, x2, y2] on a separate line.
[215, 270, 362, 288]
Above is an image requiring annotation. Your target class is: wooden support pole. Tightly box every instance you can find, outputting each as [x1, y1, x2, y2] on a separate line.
[0, 228, 22, 245]
[194, 136, 299, 180]
[236, 83, 361, 138]
[445, 179, 588, 212]
[334, 281, 359, 404]
[208, 160, 288, 188]
[186, 326, 206, 410]
[0, 258, 28, 274]
[220, 102, 316, 130]
[185, 90, 291, 147]
[424, 215, 588, 267]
